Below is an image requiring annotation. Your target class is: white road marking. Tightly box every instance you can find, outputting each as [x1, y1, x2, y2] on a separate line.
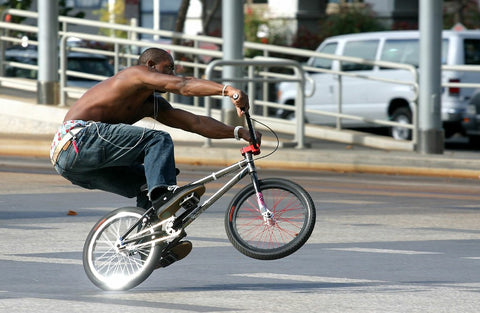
[318, 199, 381, 204]
[231, 273, 386, 284]
[326, 247, 442, 255]
[0, 254, 82, 265]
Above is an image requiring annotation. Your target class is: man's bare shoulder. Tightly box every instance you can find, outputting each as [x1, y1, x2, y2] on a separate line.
[115, 65, 148, 78]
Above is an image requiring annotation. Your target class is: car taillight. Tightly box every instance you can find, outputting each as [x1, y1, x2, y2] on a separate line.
[449, 78, 460, 96]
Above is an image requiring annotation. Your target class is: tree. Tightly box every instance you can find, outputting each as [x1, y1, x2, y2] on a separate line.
[173, 0, 190, 45]
[443, 0, 480, 30]
[0, 0, 32, 23]
[318, 4, 385, 40]
[200, 0, 221, 35]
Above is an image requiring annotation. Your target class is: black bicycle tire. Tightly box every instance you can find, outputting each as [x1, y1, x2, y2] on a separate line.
[224, 178, 316, 260]
[82, 207, 161, 291]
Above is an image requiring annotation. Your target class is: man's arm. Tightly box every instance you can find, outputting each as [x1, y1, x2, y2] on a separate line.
[154, 97, 260, 143]
[139, 66, 249, 116]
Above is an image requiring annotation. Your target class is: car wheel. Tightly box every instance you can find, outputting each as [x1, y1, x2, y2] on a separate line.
[468, 135, 480, 147]
[390, 107, 412, 140]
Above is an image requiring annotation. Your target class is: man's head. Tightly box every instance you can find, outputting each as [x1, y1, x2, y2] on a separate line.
[138, 48, 175, 75]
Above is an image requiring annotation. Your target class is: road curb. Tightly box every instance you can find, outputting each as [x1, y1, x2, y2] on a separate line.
[2, 135, 480, 180]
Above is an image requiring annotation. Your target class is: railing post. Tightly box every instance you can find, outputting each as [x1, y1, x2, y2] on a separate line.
[248, 65, 256, 114]
[294, 65, 305, 149]
[336, 74, 343, 130]
[59, 36, 68, 106]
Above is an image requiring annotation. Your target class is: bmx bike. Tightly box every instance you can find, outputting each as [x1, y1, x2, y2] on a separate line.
[82, 112, 316, 291]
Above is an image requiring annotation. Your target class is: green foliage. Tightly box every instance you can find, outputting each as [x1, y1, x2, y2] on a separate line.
[318, 5, 385, 40]
[244, 7, 266, 43]
[244, 6, 269, 57]
[289, 4, 384, 53]
[0, 0, 32, 10]
[94, 0, 127, 38]
[443, 0, 480, 30]
[0, 0, 32, 23]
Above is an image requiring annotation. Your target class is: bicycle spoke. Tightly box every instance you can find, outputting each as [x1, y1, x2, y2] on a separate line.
[86, 211, 158, 290]
[233, 187, 308, 250]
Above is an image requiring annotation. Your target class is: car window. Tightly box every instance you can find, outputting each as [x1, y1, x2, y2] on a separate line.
[67, 57, 114, 78]
[380, 38, 449, 67]
[464, 39, 480, 65]
[311, 42, 337, 69]
[341, 40, 378, 71]
[4, 55, 37, 78]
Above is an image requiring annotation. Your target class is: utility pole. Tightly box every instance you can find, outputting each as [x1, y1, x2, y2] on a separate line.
[418, 0, 444, 154]
[222, 0, 244, 126]
[37, 0, 58, 105]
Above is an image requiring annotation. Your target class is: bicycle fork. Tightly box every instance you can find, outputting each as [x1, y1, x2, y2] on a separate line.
[244, 151, 276, 226]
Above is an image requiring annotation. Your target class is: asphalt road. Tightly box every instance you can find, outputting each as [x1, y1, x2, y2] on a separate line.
[1, 159, 480, 312]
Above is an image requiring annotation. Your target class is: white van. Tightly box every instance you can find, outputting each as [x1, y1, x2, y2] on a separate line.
[276, 30, 480, 140]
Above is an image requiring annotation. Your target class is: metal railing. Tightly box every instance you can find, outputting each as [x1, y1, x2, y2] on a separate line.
[204, 59, 306, 148]
[3, 9, 480, 151]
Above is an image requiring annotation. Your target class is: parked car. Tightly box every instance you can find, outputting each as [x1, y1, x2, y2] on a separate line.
[277, 30, 480, 140]
[3, 46, 114, 88]
[461, 89, 480, 145]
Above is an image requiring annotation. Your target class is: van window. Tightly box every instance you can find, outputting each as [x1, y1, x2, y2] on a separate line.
[380, 38, 449, 67]
[381, 39, 419, 66]
[341, 40, 378, 71]
[311, 42, 337, 69]
[464, 39, 480, 65]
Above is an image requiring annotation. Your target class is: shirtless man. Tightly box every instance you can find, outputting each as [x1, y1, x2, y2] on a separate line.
[50, 47, 260, 267]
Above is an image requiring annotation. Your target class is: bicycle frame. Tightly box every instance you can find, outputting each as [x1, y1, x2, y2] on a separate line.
[119, 112, 273, 249]
[182, 146, 261, 228]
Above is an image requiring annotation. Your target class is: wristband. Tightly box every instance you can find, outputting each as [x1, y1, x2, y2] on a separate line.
[234, 125, 243, 141]
[222, 84, 229, 97]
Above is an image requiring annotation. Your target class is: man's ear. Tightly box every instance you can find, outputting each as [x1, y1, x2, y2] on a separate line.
[147, 60, 156, 68]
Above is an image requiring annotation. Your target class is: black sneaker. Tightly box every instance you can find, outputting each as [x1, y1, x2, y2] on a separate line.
[155, 240, 193, 269]
[153, 184, 205, 220]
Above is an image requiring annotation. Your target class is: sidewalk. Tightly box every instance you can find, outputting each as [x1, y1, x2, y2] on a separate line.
[1, 93, 480, 179]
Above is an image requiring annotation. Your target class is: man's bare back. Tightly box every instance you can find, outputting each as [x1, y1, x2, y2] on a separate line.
[64, 66, 159, 124]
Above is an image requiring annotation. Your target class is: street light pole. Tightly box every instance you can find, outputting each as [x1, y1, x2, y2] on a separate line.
[37, 0, 58, 105]
[222, 0, 244, 126]
[418, 0, 444, 154]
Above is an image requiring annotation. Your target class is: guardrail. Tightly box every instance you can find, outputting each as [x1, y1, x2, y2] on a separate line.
[205, 59, 306, 148]
[3, 9, 480, 151]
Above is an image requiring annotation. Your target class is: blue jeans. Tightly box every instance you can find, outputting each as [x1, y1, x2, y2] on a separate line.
[53, 122, 177, 209]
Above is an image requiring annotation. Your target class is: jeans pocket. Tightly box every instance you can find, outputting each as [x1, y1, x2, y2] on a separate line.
[56, 145, 77, 171]
[69, 144, 105, 170]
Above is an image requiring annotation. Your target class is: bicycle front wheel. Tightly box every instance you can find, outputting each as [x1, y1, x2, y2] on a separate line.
[225, 178, 316, 260]
[83, 207, 161, 291]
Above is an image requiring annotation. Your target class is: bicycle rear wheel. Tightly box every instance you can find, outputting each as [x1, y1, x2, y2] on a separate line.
[83, 207, 161, 291]
[225, 178, 316, 260]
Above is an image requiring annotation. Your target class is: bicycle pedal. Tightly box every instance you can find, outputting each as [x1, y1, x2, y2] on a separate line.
[179, 192, 200, 211]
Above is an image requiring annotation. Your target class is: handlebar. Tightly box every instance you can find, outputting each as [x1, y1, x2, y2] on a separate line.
[241, 110, 261, 156]
[244, 111, 259, 149]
